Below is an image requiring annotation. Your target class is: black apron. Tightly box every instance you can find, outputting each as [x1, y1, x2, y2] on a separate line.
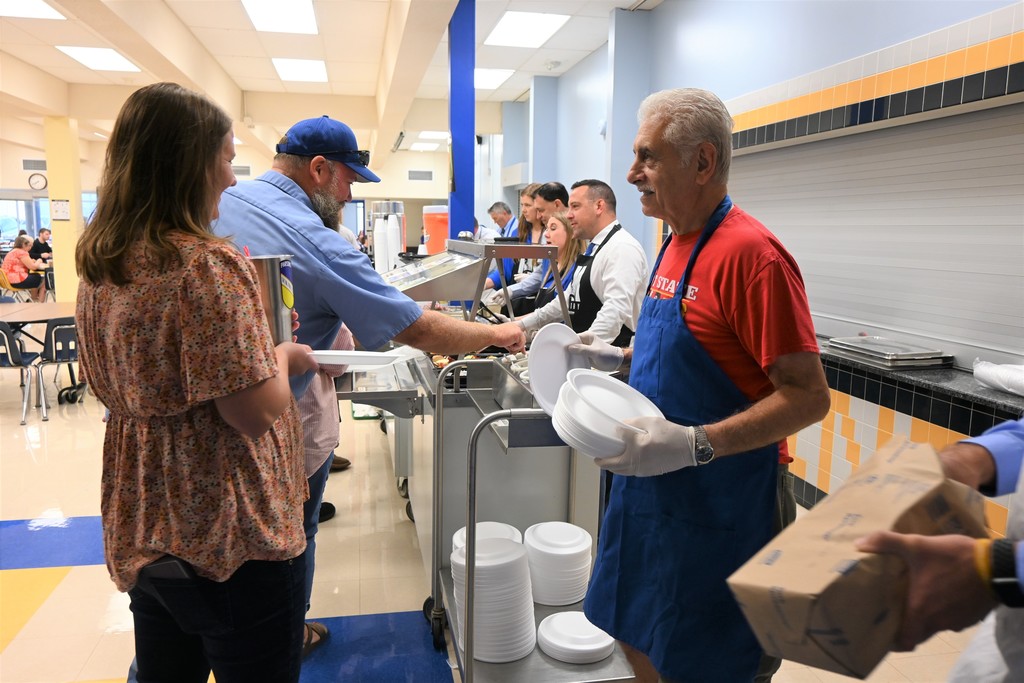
[569, 225, 633, 347]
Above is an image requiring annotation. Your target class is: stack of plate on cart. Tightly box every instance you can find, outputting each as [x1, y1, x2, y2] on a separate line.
[826, 336, 953, 370]
[451, 521, 523, 553]
[524, 522, 593, 606]
[537, 611, 615, 664]
[551, 368, 664, 459]
[450, 538, 536, 662]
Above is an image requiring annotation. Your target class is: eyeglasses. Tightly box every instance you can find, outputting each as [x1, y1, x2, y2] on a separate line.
[324, 149, 370, 166]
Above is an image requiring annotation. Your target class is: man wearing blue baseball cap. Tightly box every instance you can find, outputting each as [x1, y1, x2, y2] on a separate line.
[213, 115, 524, 658]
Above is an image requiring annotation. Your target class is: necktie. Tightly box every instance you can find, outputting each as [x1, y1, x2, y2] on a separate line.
[583, 241, 595, 256]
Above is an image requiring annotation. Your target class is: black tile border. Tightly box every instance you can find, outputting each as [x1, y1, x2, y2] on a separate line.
[732, 61, 1023, 150]
[819, 353, 1024, 437]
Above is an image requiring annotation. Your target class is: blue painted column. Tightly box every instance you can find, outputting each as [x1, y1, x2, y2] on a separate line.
[448, 0, 475, 239]
[607, 8, 655, 257]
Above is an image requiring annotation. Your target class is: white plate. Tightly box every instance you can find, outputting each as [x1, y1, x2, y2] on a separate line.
[528, 323, 588, 415]
[566, 369, 663, 432]
[309, 350, 401, 367]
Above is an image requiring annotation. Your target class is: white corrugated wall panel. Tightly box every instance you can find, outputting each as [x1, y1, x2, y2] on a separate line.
[729, 103, 1024, 366]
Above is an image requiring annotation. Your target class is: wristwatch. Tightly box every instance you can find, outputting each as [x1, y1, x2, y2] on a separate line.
[990, 539, 1024, 607]
[693, 425, 715, 465]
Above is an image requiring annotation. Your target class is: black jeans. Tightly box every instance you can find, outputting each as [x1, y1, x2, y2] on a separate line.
[128, 555, 306, 683]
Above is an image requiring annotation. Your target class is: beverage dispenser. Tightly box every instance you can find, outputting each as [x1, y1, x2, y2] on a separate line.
[422, 205, 449, 255]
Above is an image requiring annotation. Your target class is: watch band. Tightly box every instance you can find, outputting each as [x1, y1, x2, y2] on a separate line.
[990, 539, 1024, 608]
[693, 425, 715, 465]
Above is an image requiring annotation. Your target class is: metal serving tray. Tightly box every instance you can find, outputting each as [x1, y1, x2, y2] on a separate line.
[825, 346, 954, 370]
[827, 336, 947, 360]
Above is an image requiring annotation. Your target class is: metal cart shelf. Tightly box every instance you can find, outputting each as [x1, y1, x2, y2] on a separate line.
[424, 360, 633, 683]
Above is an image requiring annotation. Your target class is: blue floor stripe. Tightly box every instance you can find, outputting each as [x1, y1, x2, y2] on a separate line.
[0, 515, 105, 569]
[300, 611, 452, 682]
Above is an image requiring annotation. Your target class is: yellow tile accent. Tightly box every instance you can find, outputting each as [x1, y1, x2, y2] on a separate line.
[908, 60, 928, 90]
[924, 55, 946, 84]
[985, 499, 1009, 537]
[835, 392, 850, 417]
[817, 461, 831, 492]
[910, 417, 931, 443]
[846, 441, 861, 467]
[876, 429, 894, 449]
[821, 410, 835, 434]
[0, 566, 71, 651]
[876, 69, 894, 98]
[945, 48, 969, 80]
[987, 34, 1012, 69]
[834, 82, 850, 108]
[819, 432, 834, 471]
[790, 457, 806, 479]
[1011, 30, 1024, 63]
[820, 86, 835, 110]
[890, 65, 911, 93]
[949, 429, 969, 442]
[841, 415, 856, 441]
[929, 424, 951, 451]
[860, 74, 878, 100]
[878, 406, 895, 435]
[787, 434, 798, 457]
[965, 43, 989, 75]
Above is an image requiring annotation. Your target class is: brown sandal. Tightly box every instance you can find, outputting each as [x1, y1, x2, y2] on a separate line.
[302, 621, 329, 659]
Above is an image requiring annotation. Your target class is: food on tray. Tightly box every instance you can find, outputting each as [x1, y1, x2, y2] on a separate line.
[431, 354, 451, 369]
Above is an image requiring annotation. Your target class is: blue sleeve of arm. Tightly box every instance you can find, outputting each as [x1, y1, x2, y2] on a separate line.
[1017, 541, 1024, 593]
[964, 417, 1024, 497]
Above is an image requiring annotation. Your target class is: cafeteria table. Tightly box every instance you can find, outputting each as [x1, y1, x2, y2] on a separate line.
[0, 302, 83, 414]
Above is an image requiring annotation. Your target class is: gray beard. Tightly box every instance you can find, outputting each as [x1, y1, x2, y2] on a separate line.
[310, 190, 341, 231]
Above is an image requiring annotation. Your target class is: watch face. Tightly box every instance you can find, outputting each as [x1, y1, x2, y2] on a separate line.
[695, 447, 715, 465]
[28, 173, 47, 190]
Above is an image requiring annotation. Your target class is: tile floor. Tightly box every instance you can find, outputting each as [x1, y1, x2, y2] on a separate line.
[0, 340, 978, 682]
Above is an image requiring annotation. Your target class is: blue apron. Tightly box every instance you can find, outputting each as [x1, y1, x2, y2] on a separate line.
[583, 196, 777, 682]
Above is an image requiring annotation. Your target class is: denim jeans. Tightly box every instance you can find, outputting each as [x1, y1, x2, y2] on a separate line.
[128, 555, 305, 683]
[302, 450, 334, 612]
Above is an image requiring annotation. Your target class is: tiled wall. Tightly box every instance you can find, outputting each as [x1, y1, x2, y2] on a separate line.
[788, 356, 1021, 537]
[726, 6, 1024, 149]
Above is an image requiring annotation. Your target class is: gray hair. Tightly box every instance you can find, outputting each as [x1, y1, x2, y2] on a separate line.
[638, 88, 733, 184]
[488, 201, 512, 215]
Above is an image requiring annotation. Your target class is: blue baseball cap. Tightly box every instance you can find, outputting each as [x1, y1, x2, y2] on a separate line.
[276, 115, 381, 183]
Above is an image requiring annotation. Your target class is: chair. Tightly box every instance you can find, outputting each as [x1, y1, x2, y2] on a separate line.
[36, 316, 83, 421]
[0, 321, 40, 425]
[0, 270, 32, 303]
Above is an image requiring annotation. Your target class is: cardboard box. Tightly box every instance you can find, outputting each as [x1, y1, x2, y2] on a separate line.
[726, 438, 988, 678]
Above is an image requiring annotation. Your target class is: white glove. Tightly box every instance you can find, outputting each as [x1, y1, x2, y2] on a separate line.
[567, 331, 623, 372]
[594, 416, 696, 477]
[484, 289, 508, 309]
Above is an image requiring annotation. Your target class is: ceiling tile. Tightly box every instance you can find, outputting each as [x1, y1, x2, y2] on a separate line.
[257, 33, 325, 60]
[166, 0, 251, 30]
[190, 27, 266, 57]
[216, 55, 278, 80]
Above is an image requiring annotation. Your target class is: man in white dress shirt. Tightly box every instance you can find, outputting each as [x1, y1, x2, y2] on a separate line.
[516, 179, 648, 346]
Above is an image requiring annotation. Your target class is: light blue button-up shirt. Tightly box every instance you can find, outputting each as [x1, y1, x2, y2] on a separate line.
[214, 171, 422, 397]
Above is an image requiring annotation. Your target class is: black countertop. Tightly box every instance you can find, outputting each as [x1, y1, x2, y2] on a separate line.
[820, 349, 1024, 417]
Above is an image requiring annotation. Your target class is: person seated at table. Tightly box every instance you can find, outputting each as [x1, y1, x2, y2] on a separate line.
[2, 235, 47, 302]
[30, 229, 52, 262]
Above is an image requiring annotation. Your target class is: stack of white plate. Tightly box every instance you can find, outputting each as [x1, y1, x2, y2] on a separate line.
[450, 538, 536, 663]
[537, 611, 615, 664]
[524, 522, 592, 606]
[452, 521, 522, 553]
[551, 368, 665, 459]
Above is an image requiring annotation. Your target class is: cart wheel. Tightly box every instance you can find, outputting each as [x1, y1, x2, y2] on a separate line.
[431, 615, 446, 650]
[75, 383, 87, 403]
[57, 388, 70, 405]
[379, 417, 387, 434]
[397, 478, 409, 499]
[422, 596, 434, 622]
[405, 500, 414, 522]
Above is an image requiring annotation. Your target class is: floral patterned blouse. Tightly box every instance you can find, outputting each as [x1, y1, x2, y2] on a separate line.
[77, 235, 306, 591]
[2, 247, 31, 283]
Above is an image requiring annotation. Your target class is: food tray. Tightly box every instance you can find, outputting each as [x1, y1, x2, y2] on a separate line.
[827, 336, 947, 360]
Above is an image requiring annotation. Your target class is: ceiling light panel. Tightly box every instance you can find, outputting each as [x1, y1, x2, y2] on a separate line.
[272, 58, 327, 82]
[242, 0, 318, 34]
[418, 131, 450, 140]
[484, 11, 569, 49]
[0, 0, 65, 20]
[56, 46, 140, 72]
[410, 142, 440, 152]
[475, 68, 514, 90]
